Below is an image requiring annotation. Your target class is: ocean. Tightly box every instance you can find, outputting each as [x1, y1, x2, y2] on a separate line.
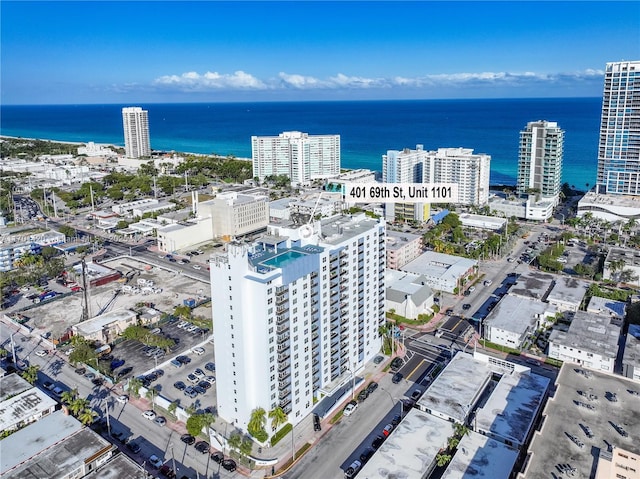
[0, 98, 602, 189]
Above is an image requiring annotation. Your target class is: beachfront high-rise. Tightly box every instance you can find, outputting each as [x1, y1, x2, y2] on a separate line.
[210, 213, 385, 432]
[122, 107, 151, 159]
[251, 131, 340, 186]
[422, 147, 491, 206]
[517, 120, 564, 205]
[596, 61, 640, 196]
[382, 145, 428, 222]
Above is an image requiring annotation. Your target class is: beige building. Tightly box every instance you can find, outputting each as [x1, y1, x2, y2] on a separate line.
[386, 230, 423, 269]
[200, 191, 269, 239]
[71, 309, 137, 344]
[595, 447, 640, 479]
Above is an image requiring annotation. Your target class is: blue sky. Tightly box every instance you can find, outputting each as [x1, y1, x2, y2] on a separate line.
[1, 1, 639, 104]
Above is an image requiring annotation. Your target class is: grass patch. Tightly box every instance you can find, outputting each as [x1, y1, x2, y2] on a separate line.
[386, 313, 433, 326]
[480, 339, 521, 356]
[270, 423, 292, 447]
[330, 410, 344, 425]
[545, 357, 563, 368]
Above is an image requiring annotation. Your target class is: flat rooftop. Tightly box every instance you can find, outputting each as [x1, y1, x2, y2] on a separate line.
[587, 296, 627, 318]
[417, 353, 493, 423]
[319, 213, 384, 245]
[546, 276, 589, 308]
[441, 431, 518, 479]
[385, 229, 422, 251]
[402, 251, 477, 283]
[357, 408, 454, 479]
[475, 371, 550, 446]
[521, 363, 640, 479]
[485, 295, 556, 336]
[84, 453, 147, 479]
[548, 310, 621, 359]
[606, 247, 640, 268]
[623, 324, 640, 370]
[0, 387, 57, 433]
[72, 308, 137, 336]
[509, 270, 554, 301]
[0, 373, 31, 401]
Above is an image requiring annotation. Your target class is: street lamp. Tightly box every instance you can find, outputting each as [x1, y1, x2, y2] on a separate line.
[170, 443, 176, 476]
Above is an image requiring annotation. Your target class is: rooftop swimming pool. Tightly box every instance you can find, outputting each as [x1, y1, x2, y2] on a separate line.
[261, 250, 307, 269]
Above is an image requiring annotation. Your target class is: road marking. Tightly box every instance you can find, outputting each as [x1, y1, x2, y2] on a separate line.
[406, 358, 426, 381]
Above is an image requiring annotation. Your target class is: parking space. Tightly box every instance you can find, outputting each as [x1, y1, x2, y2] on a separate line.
[110, 317, 212, 384]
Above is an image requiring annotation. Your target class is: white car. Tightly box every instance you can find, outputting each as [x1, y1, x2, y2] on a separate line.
[116, 395, 128, 404]
[192, 347, 205, 355]
[142, 410, 157, 420]
[343, 401, 358, 417]
[35, 350, 48, 357]
[192, 264, 202, 270]
[204, 376, 216, 385]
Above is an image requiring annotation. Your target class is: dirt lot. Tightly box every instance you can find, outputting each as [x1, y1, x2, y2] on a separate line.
[8, 257, 212, 340]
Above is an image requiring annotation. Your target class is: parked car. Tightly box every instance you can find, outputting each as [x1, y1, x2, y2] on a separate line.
[359, 448, 375, 463]
[35, 350, 48, 357]
[187, 374, 199, 384]
[126, 442, 141, 454]
[194, 441, 210, 454]
[154, 416, 167, 427]
[204, 362, 216, 372]
[117, 367, 133, 378]
[211, 451, 224, 463]
[159, 464, 176, 478]
[366, 382, 378, 394]
[382, 424, 394, 437]
[392, 372, 403, 384]
[192, 347, 205, 355]
[221, 459, 237, 472]
[142, 410, 157, 420]
[357, 389, 369, 402]
[42, 380, 54, 391]
[313, 414, 322, 431]
[391, 414, 402, 426]
[116, 395, 128, 404]
[344, 460, 362, 479]
[462, 303, 471, 310]
[176, 355, 191, 364]
[344, 400, 358, 416]
[373, 355, 384, 365]
[148, 455, 163, 468]
[184, 387, 198, 398]
[194, 385, 207, 395]
[171, 359, 183, 368]
[74, 367, 86, 375]
[410, 389, 422, 401]
[198, 380, 211, 390]
[390, 357, 403, 371]
[371, 436, 385, 450]
[193, 368, 205, 378]
[181, 434, 196, 445]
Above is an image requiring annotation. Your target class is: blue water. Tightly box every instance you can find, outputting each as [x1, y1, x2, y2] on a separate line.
[0, 98, 602, 189]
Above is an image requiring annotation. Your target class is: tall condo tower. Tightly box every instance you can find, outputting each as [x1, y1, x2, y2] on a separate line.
[122, 107, 151, 158]
[516, 120, 564, 205]
[596, 61, 640, 195]
[210, 214, 385, 432]
[251, 131, 340, 186]
[422, 147, 491, 206]
[382, 145, 428, 222]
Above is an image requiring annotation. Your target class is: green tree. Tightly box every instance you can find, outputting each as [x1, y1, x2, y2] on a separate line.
[21, 365, 39, 384]
[78, 408, 98, 426]
[174, 304, 192, 319]
[228, 432, 243, 452]
[69, 397, 90, 416]
[240, 436, 254, 461]
[58, 225, 76, 239]
[146, 388, 156, 410]
[168, 401, 178, 417]
[268, 407, 288, 432]
[248, 407, 267, 436]
[128, 377, 143, 398]
[436, 453, 452, 467]
[60, 388, 78, 405]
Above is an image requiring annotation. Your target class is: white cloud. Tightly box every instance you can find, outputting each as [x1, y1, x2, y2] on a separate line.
[153, 70, 266, 90]
[151, 69, 604, 92]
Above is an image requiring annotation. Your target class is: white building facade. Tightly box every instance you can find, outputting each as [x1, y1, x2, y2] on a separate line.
[596, 61, 640, 196]
[422, 147, 491, 206]
[122, 106, 151, 159]
[251, 131, 340, 186]
[517, 120, 564, 205]
[210, 214, 385, 432]
[382, 145, 429, 222]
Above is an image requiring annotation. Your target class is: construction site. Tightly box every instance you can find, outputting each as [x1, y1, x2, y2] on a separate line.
[10, 257, 212, 343]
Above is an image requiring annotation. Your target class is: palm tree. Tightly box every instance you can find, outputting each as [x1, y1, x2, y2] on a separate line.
[146, 388, 156, 411]
[228, 432, 243, 452]
[21, 365, 39, 384]
[77, 408, 98, 426]
[168, 401, 178, 417]
[248, 407, 266, 435]
[128, 377, 143, 398]
[70, 397, 90, 416]
[240, 436, 254, 463]
[268, 407, 288, 432]
[60, 388, 78, 405]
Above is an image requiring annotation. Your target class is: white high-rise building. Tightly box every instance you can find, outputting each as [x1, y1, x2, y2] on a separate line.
[517, 120, 564, 205]
[210, 213, 385, 432]
[382, 145, 428, 222]
[122, 107, 151, 159]
[251, 131, 340, 186]
[596, 61, 640, 196]
[422, 147, 491, 206]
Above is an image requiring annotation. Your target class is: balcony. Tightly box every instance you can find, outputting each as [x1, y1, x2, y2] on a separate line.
[278, 352, 290, 363]
[279, 388, 291, 399]
[276, 324, 289, 334]
[276, 306, 289, 314]
[277, 342, 290, 352]
[278, 360, 291, 371]
[279, 397, 292, 408]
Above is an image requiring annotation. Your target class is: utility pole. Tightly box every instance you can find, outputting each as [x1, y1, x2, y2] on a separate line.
[81, 257, 90, 321]
[104, 398, 111, 436]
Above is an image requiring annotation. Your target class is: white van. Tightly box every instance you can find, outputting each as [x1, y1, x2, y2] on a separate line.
[483, 279, 492, 286]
